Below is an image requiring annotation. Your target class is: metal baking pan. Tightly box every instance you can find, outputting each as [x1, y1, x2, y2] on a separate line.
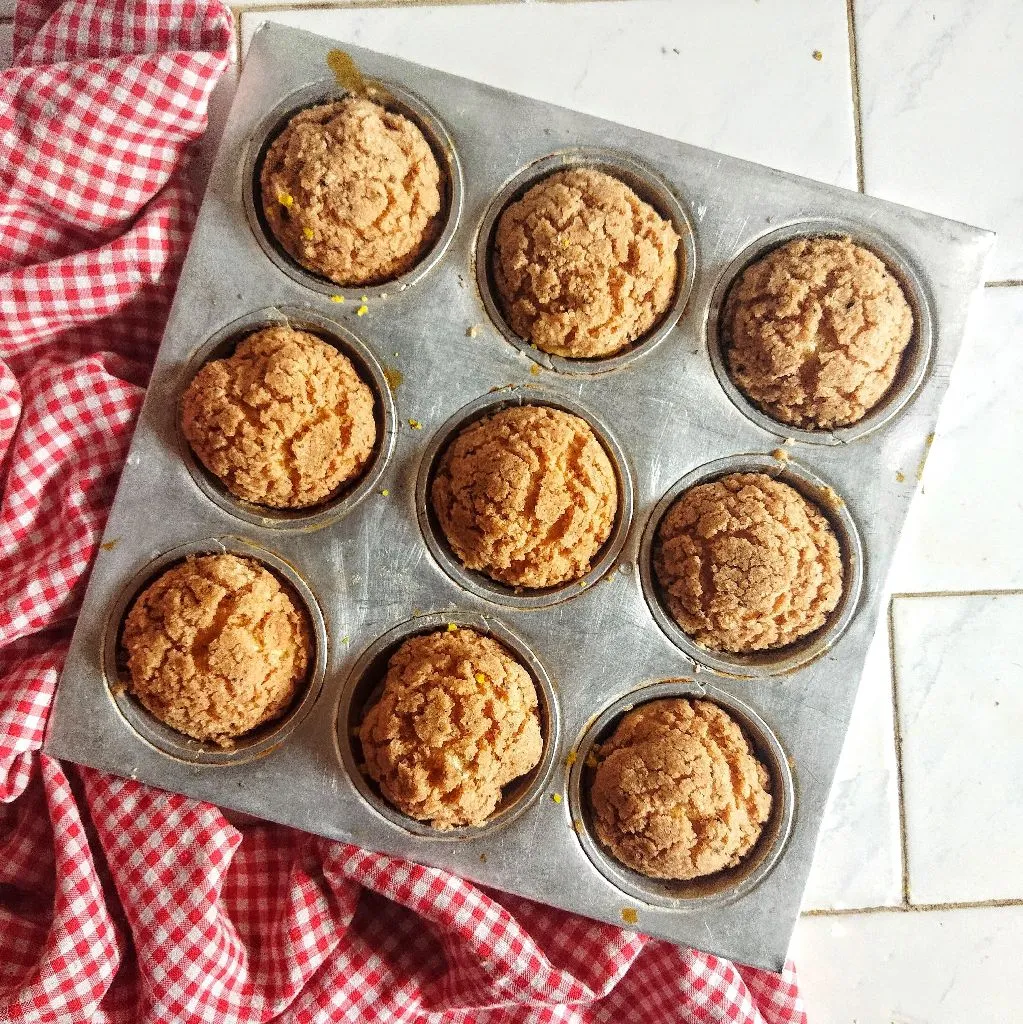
[44, 23, 993, 970]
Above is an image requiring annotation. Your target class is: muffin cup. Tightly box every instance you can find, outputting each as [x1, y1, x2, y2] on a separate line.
[335, 610, 560, 839]
[177, 305, 395, 530]
[475, 147, 698, 375]
[639, 453, 864, 677]
[243, 80, 463, 297]
[568, 679, 794, 908]
[416, 387, 634, 609]
[706, 219, 935, 444]
[103, 537, 327, 766]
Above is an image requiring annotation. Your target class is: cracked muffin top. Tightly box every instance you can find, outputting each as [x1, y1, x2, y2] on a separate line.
[181, 325, 377, 509]
[431, 404, 618, 589]
[590, 697, 772, 881]
[260, 97, 443, 287]
[358, 628, 543, 829]
[122, 554, 311, 746]
[653, 472, 843, 653]
[724, 236, 914, 429]
[492, 167, 679, 358]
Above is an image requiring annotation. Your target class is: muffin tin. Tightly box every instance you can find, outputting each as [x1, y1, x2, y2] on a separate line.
[45, 24, 993, 971]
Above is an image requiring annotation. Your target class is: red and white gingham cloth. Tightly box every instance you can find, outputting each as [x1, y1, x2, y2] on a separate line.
[0, 3, 807, 1021]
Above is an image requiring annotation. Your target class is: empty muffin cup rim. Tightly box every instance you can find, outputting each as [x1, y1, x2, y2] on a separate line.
[177, 305, 396, 531]
[706, 219, 935, 444]
[416, 387, 634, 609]
[335, 610, 561, 840]
[103, 537, 327, 766]
[639, 453, 864, 677]
[475, 147, 698, 375]
[243, 78, 463, 297]
[567, 679, 795, 909]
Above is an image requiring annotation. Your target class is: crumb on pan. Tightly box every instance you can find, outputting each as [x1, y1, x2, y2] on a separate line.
[358, 628, 542, 829]
[260, 98, 442, 287]
[181, 325, 376, 509]
[431, 405, 618, 589]
[591, 698, 771, 880]
[122, 554, 310, 746]
[492, 168, 679, 359]
[653, 472, 843, 653]
[724, 236, 913, 429]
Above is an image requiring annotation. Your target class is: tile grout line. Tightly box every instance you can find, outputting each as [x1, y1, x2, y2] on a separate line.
[887, 596, 912, 906]
[844, 0, 865, 192]
[986, 280, 1023, 288]
[891, 587, 1023, 600]
[803, 895, 1023, 918]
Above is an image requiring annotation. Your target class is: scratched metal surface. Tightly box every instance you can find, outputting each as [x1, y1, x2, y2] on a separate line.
[45, 24, 993, 970]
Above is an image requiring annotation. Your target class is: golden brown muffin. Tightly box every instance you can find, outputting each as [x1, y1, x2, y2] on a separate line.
[181, 326, 376, 509]
[653, 473, 843, 653]
[590, 698, 772, 880]
[359, 628, 543, 829]
[431, 405, 618, 589]
[122, 554, 310, 746]
[724, 236, 913, 429]
[492, 168, 679, 358]
[260, 97, 442, 287]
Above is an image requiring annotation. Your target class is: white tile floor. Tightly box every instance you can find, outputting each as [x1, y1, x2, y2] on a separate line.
[5, 1, 1021, 1019]
[856, 0, 1023, 282]
[892, 593, 1023, 906]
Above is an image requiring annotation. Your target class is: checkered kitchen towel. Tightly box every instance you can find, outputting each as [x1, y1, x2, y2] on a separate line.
[0, 3, 806, 1021]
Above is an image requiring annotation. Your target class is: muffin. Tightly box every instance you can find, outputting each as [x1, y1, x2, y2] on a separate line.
[359, 628, 543, 829]
[492, 168, 679, 358]
[431, 405, 618, 589]
[590, 698, 772, 881]
[653, 472, 843, 653]
[122, 554, 311, 745]
[724, 236, 914, 429]
[181, 325, 376, 509]
[260, 97, 443, 287]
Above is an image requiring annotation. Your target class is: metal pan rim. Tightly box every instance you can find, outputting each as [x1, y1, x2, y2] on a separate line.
[638, 452, 864, 678]
[176, 304, 396, 531]
[474, 146, 698, 376]
[101, 536, 328, 766]
[415, 386, 635, 609]
[242, 78, 464, 298]
[567, 679, 795, 909]
[334, 609, 561, 840]
[706, 218, 936, 445]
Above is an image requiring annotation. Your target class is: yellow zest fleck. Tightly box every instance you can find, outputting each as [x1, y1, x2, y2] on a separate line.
[303, 227, 314, 240]
[447, 622, 458, 632]
[621, 907, 639, 925]
[276, 191, 294, 209]
[330, 295, 345, 304]
[560, 236, 569, 248]
[895, 470, 905, 483]
[357, 305, 369, 317]
[361, 295, 368, 303]
[408, 418, 423, 430]
[529, 364, 541, 376]
[551, 793, 562, 804]
[812, 49, 823, 61]
[565, 750, 577, 767]
[585, 752, 599, 769]
[380, 488, 390, 497]
[474, 672, 487, 685]
[341, 635, 350, 645]
[466, 325, 480, 339]
[578, 580, 587, 588]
